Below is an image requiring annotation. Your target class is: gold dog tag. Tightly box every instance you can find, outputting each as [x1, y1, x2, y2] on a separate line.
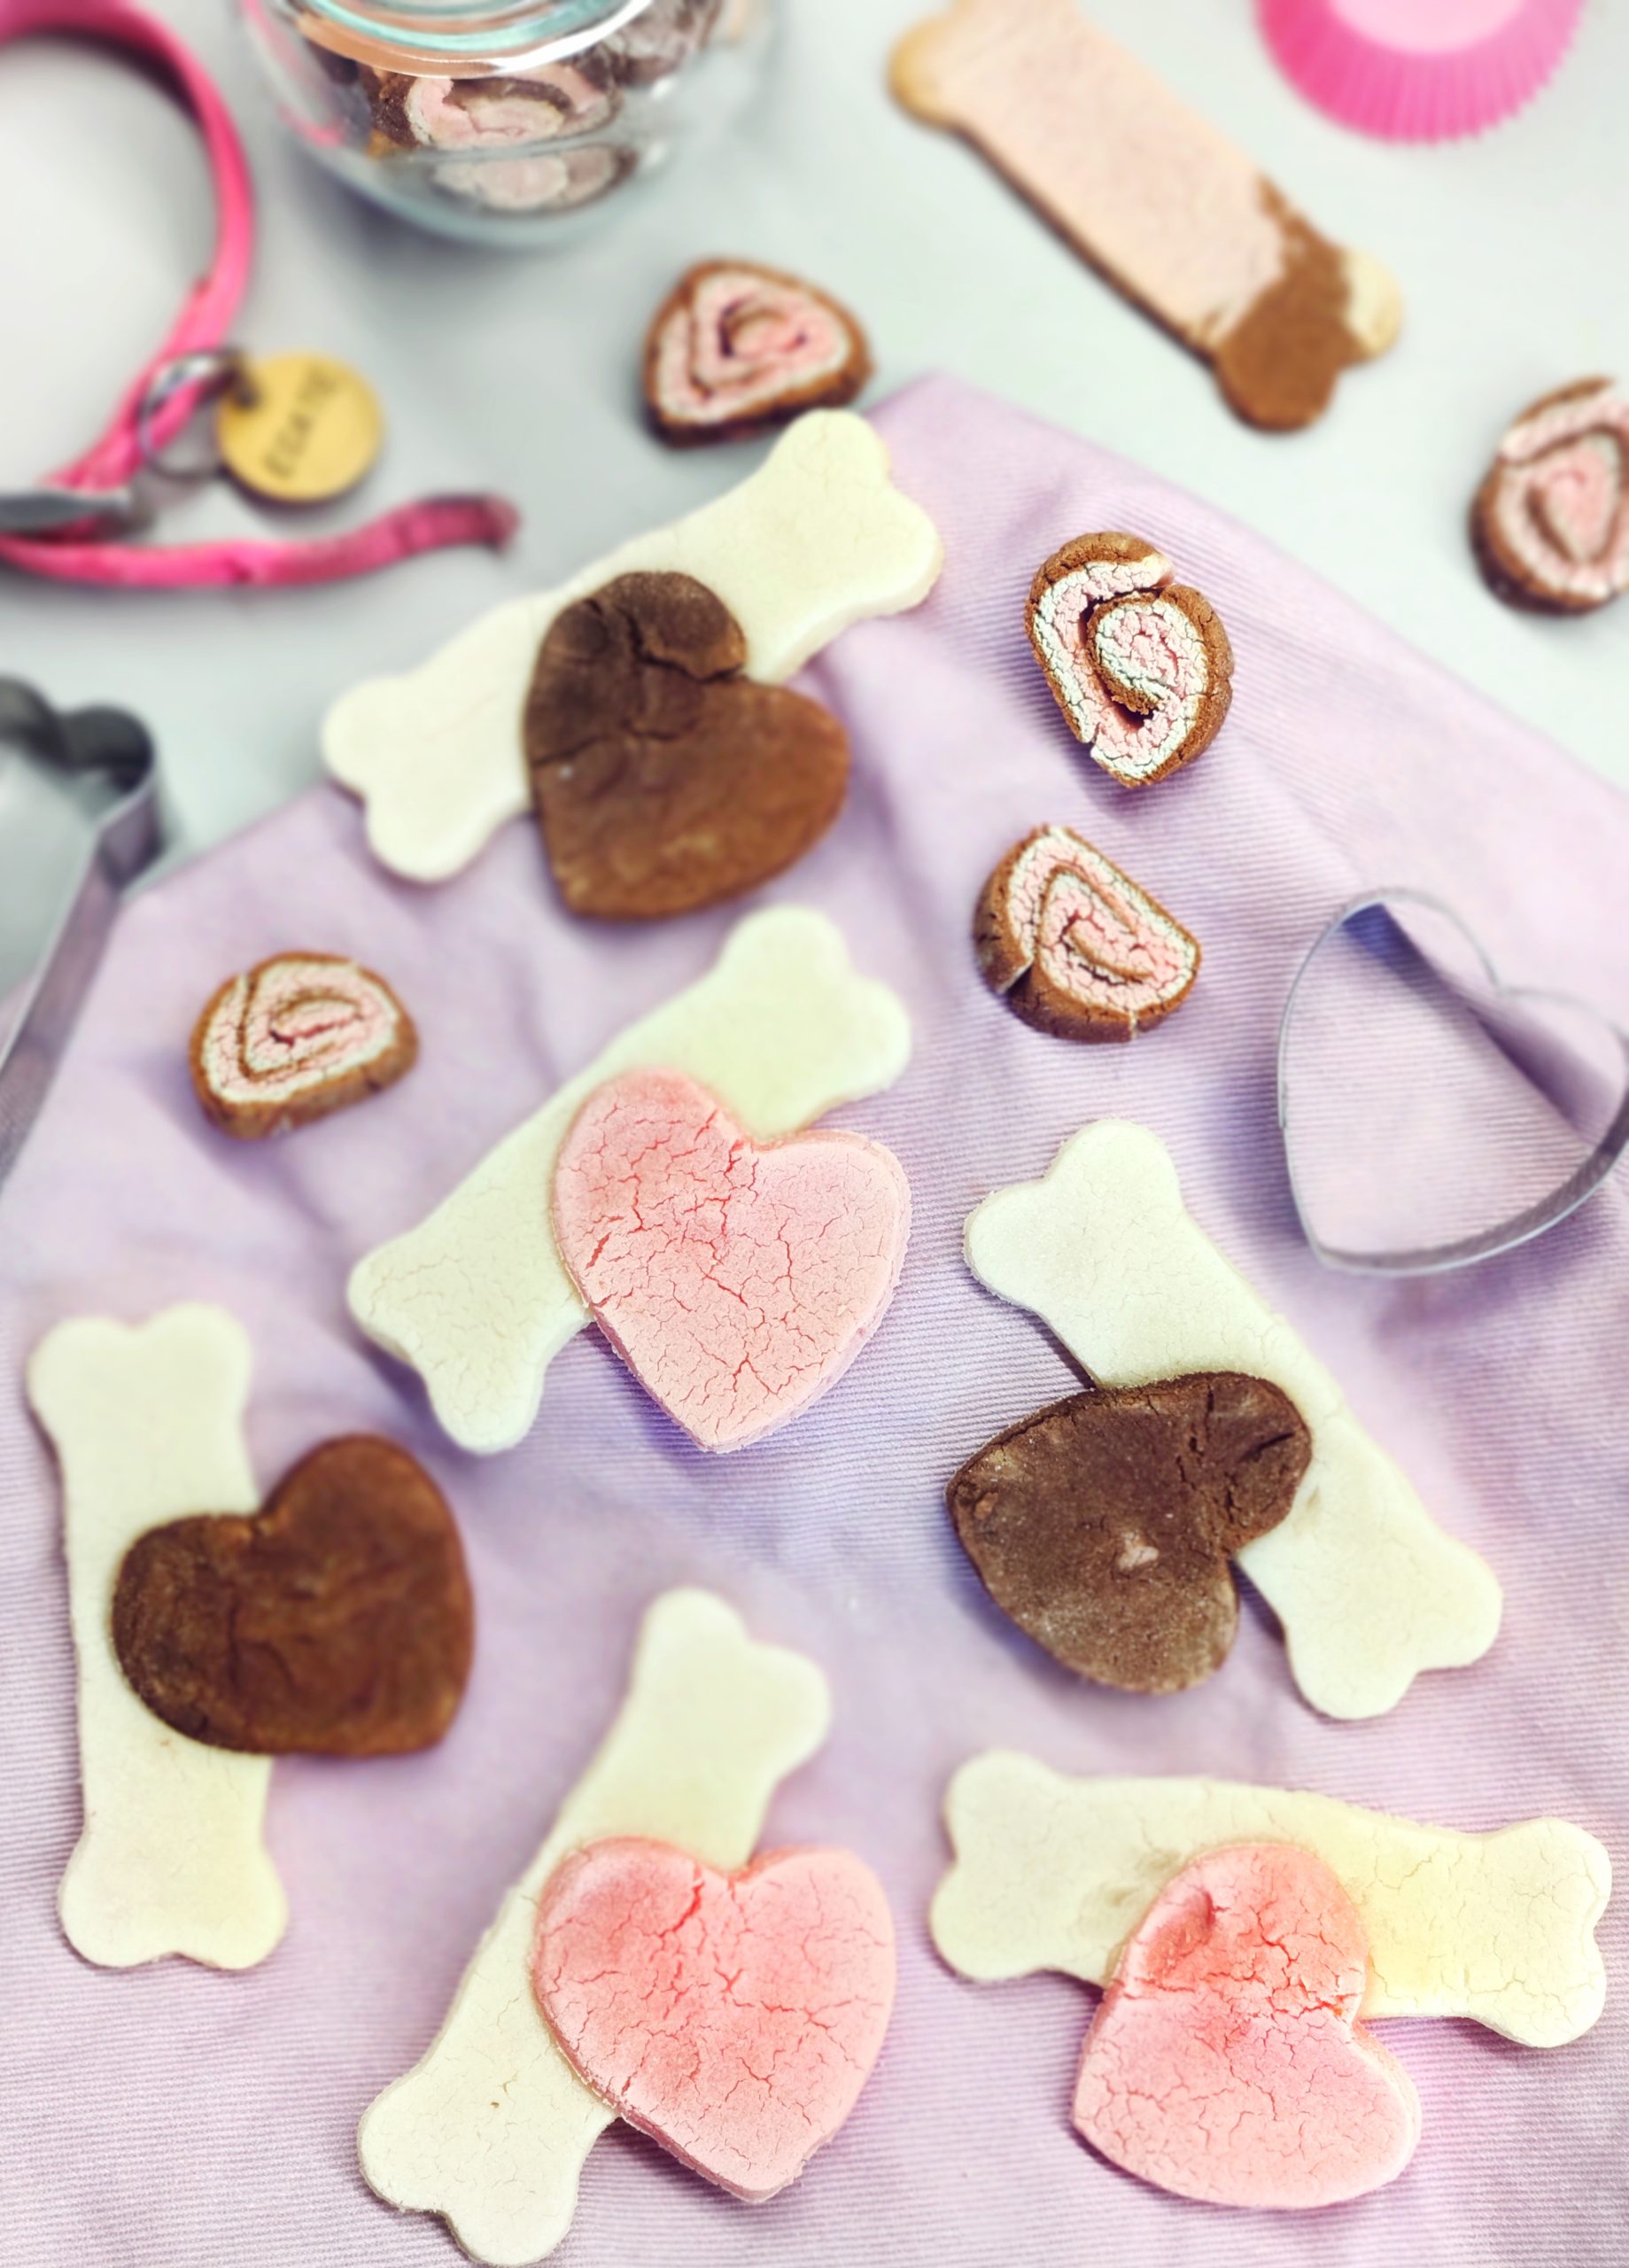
[216, 353, 383, 504]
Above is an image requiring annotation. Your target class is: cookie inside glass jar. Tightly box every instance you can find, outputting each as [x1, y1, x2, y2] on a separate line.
[238, 0, 772, 244]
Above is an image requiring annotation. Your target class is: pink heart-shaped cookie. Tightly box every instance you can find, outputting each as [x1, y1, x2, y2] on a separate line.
[532, 1838, 896, 2201]
[1073, 1843, 1420, 2210]
[552, 1068, 910, 1451]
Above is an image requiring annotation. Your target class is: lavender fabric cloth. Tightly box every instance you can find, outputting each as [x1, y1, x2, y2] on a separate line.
[3, 373, 1627, 2268]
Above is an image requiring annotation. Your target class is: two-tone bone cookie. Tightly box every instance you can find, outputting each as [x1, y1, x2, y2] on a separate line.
[1472, 378, 1629, 613]
[524, 571, 849, 917]
[975, 824, 1200, 1039]
[553, 1067, 911, 1450]
[190, 951, 416, 1139]
[892, 0, 1400, 431]
[947, 1375, 1311, 1693]
[644, 260, 872, 445]
[1027, 535, 1233, 786]
[112, 1435, 474, 1758]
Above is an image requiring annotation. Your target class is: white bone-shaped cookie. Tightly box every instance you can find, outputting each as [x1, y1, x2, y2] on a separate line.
[358, 1588, 830, 2266]
[964, 1122, 1502, 1719]
[350, 905, 912, 1455]
[932, 1751, 1610, 2048]
[27, 1306, 288, 1971]
[322, 409, 944, 883]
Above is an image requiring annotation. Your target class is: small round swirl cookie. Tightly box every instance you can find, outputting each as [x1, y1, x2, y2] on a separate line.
[975, 824, 1200, 1041]
[190, 951, 417, 1138]
[1472, 378, 1629, 614]
[1027, 532, 1234, 786]
[643, 260, 872, 445]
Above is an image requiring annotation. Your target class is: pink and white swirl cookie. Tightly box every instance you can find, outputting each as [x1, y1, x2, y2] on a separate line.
[364, 61, 627, 214]
[975, 824, 1200, 1042]
[190, 952, 417, 1139]
[643, 260, 872, 446]
[1026, 532, 1233, 787]
[1473, 378, 1629, 614]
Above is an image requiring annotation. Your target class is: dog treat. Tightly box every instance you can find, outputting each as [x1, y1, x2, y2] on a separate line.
[364, 60, 627, 215]
[351, 906, 911, 1455]
[931, 1751, 1610, 2047]
[644, 260, 871, 444]
[367, 59, 617, 151]
[525, 572, 849, 919]
[27, 1308, 286, 1969]
[323, 411, 942, 883]
[891, 0, 1400, 431]
[1074, 1842, 1420, 2209]
[964, 1122, 1502, 1718]
[948, 1375, 1309, 1693]
[359, 1588, 831, 2265]
[532, 1837, 895, 2201]
[190, 951, 416, 1139]
[606, 0, 722, 84]
[555, 1068, 910, 1451]
[1027, 535, 1233, 786]
[112, 1436, 472, 1757]
[975, 823, 1201, 1037]
[1472, 378, 1629, 613]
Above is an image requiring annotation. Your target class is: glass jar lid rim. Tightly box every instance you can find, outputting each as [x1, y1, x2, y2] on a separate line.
[296, 0, 655, 68]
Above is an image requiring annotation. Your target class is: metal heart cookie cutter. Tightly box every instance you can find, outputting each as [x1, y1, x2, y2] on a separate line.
[1277, 889, 1629, 1275]
[0, 680, 162, 1190]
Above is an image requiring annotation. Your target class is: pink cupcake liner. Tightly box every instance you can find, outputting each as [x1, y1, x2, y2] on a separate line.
[1257, 0, 1586, 142]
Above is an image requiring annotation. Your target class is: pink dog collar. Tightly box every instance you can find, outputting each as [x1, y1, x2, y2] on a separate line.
[0, 0, 516, 588]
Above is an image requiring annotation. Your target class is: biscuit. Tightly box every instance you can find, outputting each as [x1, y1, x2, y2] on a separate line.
[963, 1121, 1503, 1718]
[891, 0, 1400, 430]
[358, 1589, 832, 2264]
[554, 1067, 910, 1450]
[974, 823, 1200, 1038]
[644, 260, 871, 444]
[532, 1837, 895, 2202]
[27, 1307, 286, 1969]
[323, 411, 942, 884]
[1472, 377, 1629, 613]
[524, 571, 849, 919]
[349, 907, 911, 1455]
[112, 1435, 473, 1758]
[190, 951, 416, 1139]
[948, 1374, 1310, 1692]
[930, 1751, 1610, 2047]
[1027, 533, 1233, 785]
[1074, 1843, 1420, 2209]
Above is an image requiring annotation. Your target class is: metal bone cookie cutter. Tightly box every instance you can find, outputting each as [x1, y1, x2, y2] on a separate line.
[0, 680, 162, 1190]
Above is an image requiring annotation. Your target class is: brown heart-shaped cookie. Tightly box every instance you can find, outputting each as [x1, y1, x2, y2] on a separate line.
[112, 1436, 474, 1756]
[524, 571, 849, 919]
[946, 1374, 1310, 1693]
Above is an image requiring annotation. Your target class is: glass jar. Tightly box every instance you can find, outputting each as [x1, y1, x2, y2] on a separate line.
[237, 0, 773, 247]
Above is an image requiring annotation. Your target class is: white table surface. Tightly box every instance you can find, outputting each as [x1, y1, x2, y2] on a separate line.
[2, 0, 1626, 874]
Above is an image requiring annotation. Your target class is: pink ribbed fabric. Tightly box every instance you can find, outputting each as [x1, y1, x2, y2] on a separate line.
[0, 377, 1625, 2264]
